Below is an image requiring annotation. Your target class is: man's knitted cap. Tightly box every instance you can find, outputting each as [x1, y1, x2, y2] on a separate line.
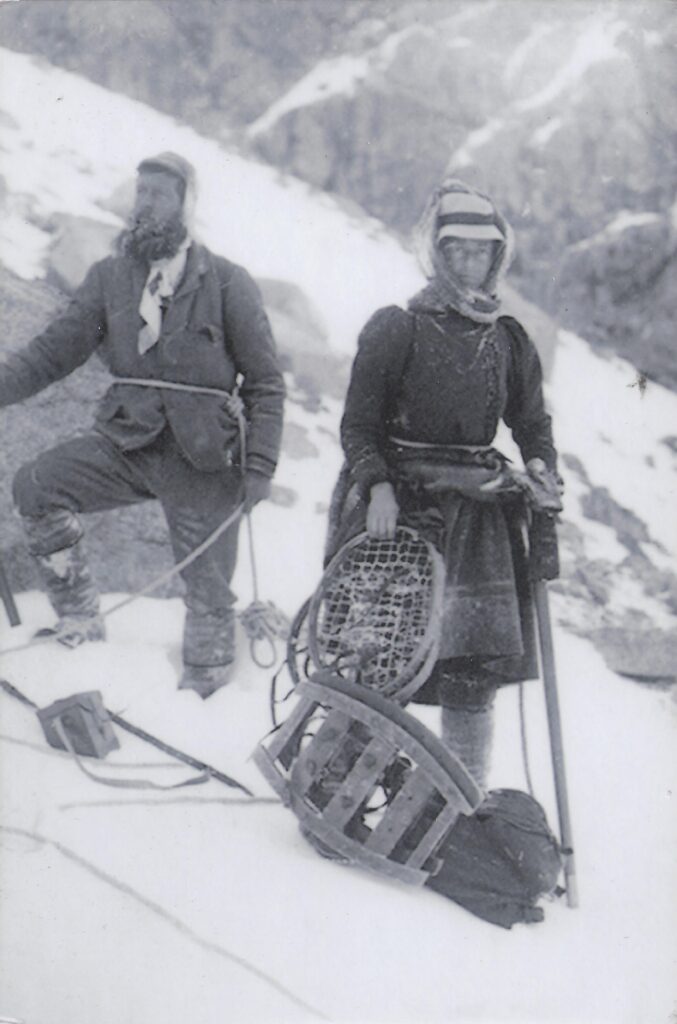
[436, 186, 505, 243]
[137, 152, 196, 200]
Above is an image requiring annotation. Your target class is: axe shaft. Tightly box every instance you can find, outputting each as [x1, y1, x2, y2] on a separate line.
[534, 580, 579, 908]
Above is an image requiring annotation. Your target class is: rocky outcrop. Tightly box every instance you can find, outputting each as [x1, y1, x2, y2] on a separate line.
[250, 22, 504, 231]
[550, 454, 677, 683]
[554, 212, 677, 388]
[249, 5, 677, 390]
[0, 0, 394, 133]
[45, 213, 121, 292]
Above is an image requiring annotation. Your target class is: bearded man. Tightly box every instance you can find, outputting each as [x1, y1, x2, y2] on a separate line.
[0, 152, 285, 698]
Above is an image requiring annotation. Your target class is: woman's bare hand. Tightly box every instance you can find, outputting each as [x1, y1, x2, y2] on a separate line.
[367, 481, 399, 538]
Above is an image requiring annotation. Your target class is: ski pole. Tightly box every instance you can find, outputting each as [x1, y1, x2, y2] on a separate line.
[534, 580, 578, 908]
[0, 554, 20, 627]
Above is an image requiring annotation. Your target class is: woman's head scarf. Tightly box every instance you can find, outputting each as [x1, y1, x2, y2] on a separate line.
[412, 178, 514, 323]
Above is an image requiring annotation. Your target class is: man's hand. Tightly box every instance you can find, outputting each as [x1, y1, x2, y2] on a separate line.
[366, 481, 399, 539]
[243, 471, 271, 513]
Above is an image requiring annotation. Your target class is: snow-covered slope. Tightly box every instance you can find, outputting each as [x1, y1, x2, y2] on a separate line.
[1, 50, 676, 1024]
[2, 592, 676, 1024]
[0, 47, 422, 355]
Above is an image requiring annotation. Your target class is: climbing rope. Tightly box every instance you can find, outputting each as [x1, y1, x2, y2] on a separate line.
[239, 513, 290, 668]
[115, 377, 290, 665]
[0, 503, 244, 657]
[0, 376, 289, 666]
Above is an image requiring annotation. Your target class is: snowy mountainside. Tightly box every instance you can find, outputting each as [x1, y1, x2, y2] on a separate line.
[248, 3, 677, 390]
[0, 48, 422, 356]
[0, 46, 675, 681]
[0, 51, 676, 1024]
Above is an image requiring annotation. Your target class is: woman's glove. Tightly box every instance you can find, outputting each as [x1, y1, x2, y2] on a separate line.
[525, 458, 564, 513]
[367, 481, 399, 539]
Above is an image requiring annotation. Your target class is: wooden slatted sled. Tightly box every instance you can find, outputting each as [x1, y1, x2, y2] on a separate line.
[254, 672, 483, 885]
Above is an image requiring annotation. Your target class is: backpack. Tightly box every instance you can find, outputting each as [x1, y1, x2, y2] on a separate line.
[426, 788, 562, 928]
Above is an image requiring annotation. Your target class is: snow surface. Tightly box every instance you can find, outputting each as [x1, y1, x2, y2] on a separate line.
[2, 591, 676, 1024]
[603, 211, 663, 235]
[248, 54, 372, 136]
[450, 118, 506, 171]
[530, 118, 563, 149]
[1, 45, 676, 1024]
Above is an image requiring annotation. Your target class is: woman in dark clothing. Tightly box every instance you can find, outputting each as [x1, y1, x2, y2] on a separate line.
[332, 179, 561, 787]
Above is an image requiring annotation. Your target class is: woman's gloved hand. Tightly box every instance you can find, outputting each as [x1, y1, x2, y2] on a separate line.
[367, 481, 399, 539]
[525, 458, 564, 512]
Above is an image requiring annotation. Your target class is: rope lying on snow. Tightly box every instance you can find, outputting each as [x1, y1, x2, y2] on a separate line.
[0, 824, 330, 1021]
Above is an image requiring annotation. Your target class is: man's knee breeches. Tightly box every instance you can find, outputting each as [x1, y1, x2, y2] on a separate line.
[13, 460, 57, 521]
[13, 463, 84, 555]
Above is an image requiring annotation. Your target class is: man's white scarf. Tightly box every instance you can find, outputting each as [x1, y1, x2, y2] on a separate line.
[138, 236, 191, 354]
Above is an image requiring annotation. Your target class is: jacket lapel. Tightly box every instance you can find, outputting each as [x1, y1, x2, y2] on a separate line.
[162, 244, 208, 333]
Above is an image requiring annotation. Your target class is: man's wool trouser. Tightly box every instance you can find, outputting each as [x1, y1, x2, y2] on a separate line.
[13, 428, 243, 668]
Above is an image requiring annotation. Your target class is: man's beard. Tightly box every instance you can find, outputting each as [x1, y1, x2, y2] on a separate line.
[117, 213, 187, 264]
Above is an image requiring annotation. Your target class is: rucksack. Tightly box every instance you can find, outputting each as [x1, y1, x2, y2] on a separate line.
[426, 788, 562, 928]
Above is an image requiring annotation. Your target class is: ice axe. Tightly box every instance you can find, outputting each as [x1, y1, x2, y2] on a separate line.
[523, 471, 578, 908]
[534, 578, 578, 908]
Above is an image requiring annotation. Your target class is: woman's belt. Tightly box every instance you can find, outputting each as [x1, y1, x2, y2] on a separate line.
[387, 437, 507, 469]
[386, 437, 509, 501]
[385, 437, 561, 511]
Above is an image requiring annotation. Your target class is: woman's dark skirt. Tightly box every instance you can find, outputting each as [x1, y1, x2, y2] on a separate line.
[324, 465, 539, 705]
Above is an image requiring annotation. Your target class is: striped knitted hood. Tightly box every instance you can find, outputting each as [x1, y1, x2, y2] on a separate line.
[410, 179, 514, 323]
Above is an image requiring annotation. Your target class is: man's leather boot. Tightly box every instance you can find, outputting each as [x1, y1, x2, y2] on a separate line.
[179, 606, 235, 699]
[22, 510, 105, 648]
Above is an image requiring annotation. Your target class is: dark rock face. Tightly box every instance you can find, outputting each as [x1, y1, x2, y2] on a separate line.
[251, 23, 502, 231]
[250, 4, 677, 390]
[0, 0, 394, 134]
[591, 626, 677, 683]
[554, 216, 677, 388]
